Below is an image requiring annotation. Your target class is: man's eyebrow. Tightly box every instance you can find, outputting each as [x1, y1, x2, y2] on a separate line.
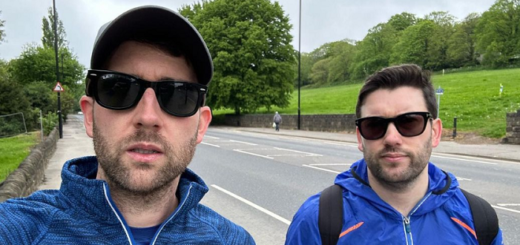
[158, 76, 180, 81]
[128, 73, 185, 81]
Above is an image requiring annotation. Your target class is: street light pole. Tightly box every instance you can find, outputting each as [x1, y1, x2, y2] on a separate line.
[53, 0, 63, 139]
[297, 0, 301, 130]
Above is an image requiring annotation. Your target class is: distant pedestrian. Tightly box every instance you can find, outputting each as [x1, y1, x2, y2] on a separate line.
[273, 111, 282, 131]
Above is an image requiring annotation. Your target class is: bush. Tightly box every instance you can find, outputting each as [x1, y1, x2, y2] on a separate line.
[42, 112, 58, 136]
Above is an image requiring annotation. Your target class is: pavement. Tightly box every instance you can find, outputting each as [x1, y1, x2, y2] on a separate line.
[39, 118, 520, 190]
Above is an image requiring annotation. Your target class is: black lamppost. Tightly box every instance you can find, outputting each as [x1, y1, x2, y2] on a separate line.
[53, 0, 63, 138]
[297, 0, 301, 130]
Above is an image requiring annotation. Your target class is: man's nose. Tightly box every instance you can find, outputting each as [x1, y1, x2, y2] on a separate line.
[132, 88, 163, 130]
[382, 122, 402, 146]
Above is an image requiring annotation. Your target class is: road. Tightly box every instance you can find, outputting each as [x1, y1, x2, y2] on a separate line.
[190, 128, 520, 245]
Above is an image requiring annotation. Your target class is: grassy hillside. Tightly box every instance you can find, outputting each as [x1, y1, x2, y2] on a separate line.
[0, 132, 39, 182]
[213, 68, 520, 138]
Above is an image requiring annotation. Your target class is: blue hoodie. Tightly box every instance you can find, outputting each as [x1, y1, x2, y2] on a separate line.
[286, 159, 503, 245]
[0, 156, 255, 245]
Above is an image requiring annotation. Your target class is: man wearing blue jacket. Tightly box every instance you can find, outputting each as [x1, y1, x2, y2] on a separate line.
[285, 64, 503, 244]
[0, 6, 255, 245]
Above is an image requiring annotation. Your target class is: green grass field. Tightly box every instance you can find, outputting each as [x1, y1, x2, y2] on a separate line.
[0, 132, 40, 182]
[214, 68, 520, 138]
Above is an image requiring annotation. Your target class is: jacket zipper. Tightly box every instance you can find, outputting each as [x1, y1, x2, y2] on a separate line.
[104, 184, 194, 245]
[150, 185, 193, 245]
[102, 184, 133, 244]
[401, 192, 433, 245]
[403, 216, 413, 245]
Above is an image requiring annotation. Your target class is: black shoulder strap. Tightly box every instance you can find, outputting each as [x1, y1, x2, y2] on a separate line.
[460, 189, 499, 245]
[319, 184, 343, 245]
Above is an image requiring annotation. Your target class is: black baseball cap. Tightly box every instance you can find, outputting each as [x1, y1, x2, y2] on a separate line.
[89, 5, 213, 85]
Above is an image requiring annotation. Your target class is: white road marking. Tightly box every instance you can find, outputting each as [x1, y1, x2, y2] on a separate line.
[309, 163, 351, 166]
[233, 149, 273, 159]
[432, 154, 498, 165]
[273, 147, 322, 156]
[457, 177, 472, 181]
[492, 205, 520, 214]
[229, 140, 257, 145]
[268, 154, 319, 157]
[302, 164, 342, 174]
[211, 184, 290, 225]
[201, 142, 220, 148]
[204, 136, 220, 139]
[497, 203, 520, 207]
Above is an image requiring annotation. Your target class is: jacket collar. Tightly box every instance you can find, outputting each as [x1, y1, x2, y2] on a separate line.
[334, 159, 459, 216]
[60, 156, 208, 225]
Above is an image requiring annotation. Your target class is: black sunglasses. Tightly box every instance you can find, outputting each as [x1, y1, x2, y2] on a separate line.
[356, 112, 432, 140]
[85, 70, 207, 117]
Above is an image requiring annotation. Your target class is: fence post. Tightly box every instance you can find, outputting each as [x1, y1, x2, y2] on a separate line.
[452, 117, 457, 138]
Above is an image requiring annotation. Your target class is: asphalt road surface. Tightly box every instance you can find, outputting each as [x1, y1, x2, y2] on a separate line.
[190, 127, 520, 245]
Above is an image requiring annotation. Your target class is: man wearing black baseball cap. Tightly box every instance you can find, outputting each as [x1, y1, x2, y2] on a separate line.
[0, 6, 255, 244]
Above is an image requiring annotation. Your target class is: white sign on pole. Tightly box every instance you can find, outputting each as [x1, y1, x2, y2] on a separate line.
[53, 82, 64, 92]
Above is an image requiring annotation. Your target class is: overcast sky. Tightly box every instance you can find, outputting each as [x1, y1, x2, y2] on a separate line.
[0, 0, 497, 68]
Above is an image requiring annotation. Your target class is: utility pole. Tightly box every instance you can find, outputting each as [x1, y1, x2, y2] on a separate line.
[53, 0, 63, 138]
[297, 0, 301, 130]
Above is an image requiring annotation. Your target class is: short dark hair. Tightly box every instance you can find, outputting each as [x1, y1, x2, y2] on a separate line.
[355, 64, 437, 119]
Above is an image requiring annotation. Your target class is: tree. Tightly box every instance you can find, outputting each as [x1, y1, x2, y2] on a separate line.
[309, 58, 330, 85]
[0, 11, 5, 44]
[351, 23, 398, 79]
[447, 13, 480, 66]
[475, 0, 520, 67]
[327, 40, 355, 84]
[294, 52, 313, 87]
[390, 20, 437, 68]
[23, 82, 55, 114]
[9, 44, 84, 91]
[0, 61, 33, 134]
[350, 13, 416, 79]
[387, 12, 417, 31]
[180, 0, 296, 114]
[42, 7, 67, 49]
[424, 11, 456, 69]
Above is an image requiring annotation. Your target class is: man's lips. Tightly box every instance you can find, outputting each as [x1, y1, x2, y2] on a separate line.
[380, 153, 408, 162]
[126, 143, 164, 162]
[127, 143, 163, 153]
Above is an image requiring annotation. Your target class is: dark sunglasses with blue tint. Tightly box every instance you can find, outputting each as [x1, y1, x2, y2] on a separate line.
[85, 70, 207, 117]
[355, 112, 432, 140]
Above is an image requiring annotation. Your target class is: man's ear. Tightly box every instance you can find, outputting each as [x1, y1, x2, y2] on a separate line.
[431, 118, 443, 148]
[356, 127, 364, 152]
[196, 106, 212, 144]
[80, 95, 94, 138]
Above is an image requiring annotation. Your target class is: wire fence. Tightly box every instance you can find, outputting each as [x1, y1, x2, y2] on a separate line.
[0, 112, 28, 138]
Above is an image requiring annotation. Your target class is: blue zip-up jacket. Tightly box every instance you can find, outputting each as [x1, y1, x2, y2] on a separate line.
[0, 156, 255, 245]
[285, 159, 503, 245]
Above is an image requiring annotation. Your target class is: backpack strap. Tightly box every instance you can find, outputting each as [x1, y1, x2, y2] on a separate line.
[460, 189, 499, 245]
[319, 184, 343, 245]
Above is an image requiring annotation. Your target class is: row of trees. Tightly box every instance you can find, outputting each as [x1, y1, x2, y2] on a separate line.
[0, 8, 84, 136]
[299, 0, 520, 86]
[1, 0, 518, 119]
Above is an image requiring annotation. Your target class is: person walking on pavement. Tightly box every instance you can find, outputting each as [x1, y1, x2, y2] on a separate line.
[274, 111, 282, 131]
[285, 64, 503, 244]
[0, 6, 254, 245]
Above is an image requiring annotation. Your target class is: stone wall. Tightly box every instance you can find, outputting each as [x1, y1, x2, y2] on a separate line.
[503, 110, 520, 144]
[224, 114, 357, 132]
[0, 128, 59, 202]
